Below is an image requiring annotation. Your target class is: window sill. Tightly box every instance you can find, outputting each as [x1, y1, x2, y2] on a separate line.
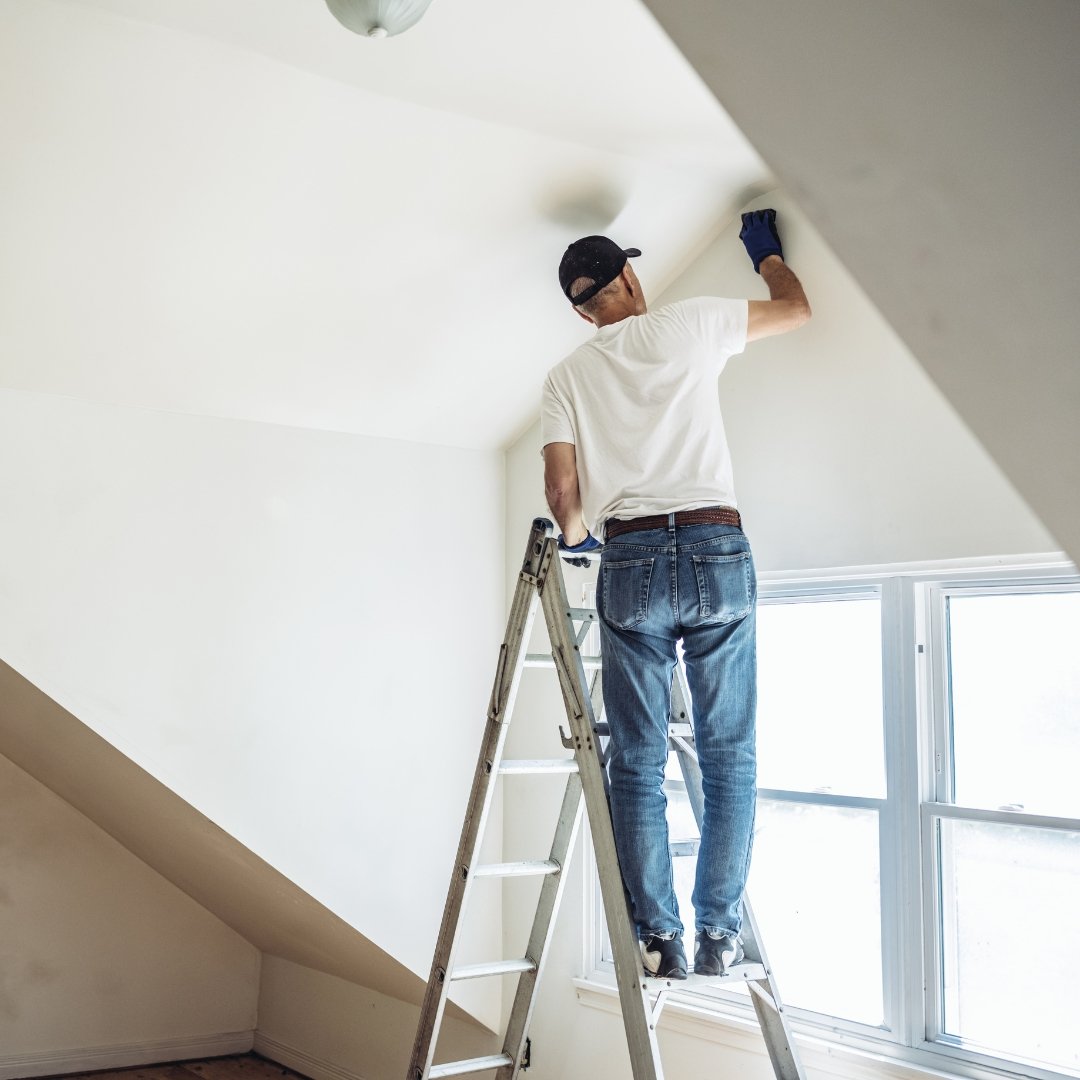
[571, 975, 1037, 1080]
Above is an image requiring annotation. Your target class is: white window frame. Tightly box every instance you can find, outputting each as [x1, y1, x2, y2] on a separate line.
[581, 552, 1080, 1080]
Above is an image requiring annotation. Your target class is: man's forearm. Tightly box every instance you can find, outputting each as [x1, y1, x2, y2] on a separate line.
[760, 254, 810, 313]
[545, 482, 586, 546]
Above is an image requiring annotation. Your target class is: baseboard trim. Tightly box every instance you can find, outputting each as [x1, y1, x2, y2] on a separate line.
[253, 1034, 368, 1080]
[0, 1031, 254, 1080]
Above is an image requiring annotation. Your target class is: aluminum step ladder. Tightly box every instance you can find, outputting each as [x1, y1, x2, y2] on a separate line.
[406, 518, 806, 1080]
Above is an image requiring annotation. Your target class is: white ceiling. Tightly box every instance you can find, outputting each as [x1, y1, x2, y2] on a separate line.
[0, 0, 768, 450]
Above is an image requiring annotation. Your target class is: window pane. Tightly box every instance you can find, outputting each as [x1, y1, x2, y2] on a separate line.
[757, 597, 885, 797]
[748, 800, 882, 1024]
[948, 591, 1080, 817]
[669, 800, 883, 1024]
[938, 818, 1080, 1074]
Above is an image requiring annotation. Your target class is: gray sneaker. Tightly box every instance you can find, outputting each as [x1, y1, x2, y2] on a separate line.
[693, 931, 744, 976]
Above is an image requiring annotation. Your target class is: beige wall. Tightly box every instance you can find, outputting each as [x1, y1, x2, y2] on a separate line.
[255, 957, 498, 1080]
[0, 753, 259, 1078]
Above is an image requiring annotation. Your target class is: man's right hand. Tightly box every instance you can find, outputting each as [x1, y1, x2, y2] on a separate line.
[739, 209, 784, 273]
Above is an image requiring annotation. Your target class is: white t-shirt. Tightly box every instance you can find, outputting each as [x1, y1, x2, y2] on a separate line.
[540, 297, 748, 533]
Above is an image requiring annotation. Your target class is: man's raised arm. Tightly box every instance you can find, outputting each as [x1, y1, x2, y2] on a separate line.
[739, 208, 812, 342]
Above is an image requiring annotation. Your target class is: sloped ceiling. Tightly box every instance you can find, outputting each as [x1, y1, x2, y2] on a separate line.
[643, 0, 1080, 565]
[0, 0, 767, 450]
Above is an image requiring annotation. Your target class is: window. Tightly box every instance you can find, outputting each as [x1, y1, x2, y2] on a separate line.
[587, 559, 1080, 1080]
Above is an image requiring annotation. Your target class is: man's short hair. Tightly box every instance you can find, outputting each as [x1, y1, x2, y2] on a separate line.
[570, 275, 623, 317]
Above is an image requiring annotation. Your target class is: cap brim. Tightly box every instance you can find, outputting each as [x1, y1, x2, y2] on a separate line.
[624, 247, 642, 258]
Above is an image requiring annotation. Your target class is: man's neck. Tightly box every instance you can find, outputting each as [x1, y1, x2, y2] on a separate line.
[594, 303, 643, 328]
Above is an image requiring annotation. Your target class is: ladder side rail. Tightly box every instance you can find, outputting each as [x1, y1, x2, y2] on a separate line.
[495, 770, 585, 1080]
[540, 545, 665, 1080]
[668, 670, 808, 1080]
[407, 522, 554, 1080]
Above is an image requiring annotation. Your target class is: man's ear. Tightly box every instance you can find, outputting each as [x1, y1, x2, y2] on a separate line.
[621, 265, 637, 296]
[575, 307, 594, 325]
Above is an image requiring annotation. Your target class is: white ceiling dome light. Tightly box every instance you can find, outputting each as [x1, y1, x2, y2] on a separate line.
[324, 0, 435, 38]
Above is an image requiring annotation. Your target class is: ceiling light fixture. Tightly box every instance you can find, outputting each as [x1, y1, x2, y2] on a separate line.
[324, 0, 435, 39]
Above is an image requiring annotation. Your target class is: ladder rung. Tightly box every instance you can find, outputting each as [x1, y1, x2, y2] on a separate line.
[473, 860, 561, 879]
[567, 606, 598, 622]
[524, 652, 602, 669]
[499, 758, 579, 775]
[451, 958, 536, 981]
[669, 839, 700, 857]
[428, 1054, 515, 1078]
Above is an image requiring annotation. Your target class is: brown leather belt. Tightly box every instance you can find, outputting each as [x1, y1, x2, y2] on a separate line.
[604, 506, 742, 541]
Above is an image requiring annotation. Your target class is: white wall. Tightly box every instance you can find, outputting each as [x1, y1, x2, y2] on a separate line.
[657, 190, 1059, 570]
[499, 192, 1059, 1078]
[0, 387, 505, 1027]
[0, 752, 259, 1078]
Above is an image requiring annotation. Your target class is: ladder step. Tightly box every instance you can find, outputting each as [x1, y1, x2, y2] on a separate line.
[451, 958, 536, 981]
[473, 859, 561, 879]
[428, 1054, 515, 1078]
[524, 652, 602, 669]
[648, 962, 769, 991]
[499, 758, 579, 775]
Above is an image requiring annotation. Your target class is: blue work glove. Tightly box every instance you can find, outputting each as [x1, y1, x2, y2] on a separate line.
[558, 531, 601, 554]
[739, 208, 783, 273]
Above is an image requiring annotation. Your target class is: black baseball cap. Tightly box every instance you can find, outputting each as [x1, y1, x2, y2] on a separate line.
[558, 235, 642, 307]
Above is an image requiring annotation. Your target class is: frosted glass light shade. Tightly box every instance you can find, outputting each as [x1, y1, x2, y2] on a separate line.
[325, 0, 435, 38]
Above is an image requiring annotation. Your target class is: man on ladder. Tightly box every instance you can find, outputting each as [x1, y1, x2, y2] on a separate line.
[541, 210, 811, 981]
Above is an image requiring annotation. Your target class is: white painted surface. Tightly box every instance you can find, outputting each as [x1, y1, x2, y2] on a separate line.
[645, 0, 1080, 565]
[499, 192, 1057, 1077]
[0, 752, 258, 1069]
[0, 387, 505, 1025]
[0, 0, 765, 451]
[256, 957, 498, 1080]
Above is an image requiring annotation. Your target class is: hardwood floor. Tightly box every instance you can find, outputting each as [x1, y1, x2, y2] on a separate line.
[57, 1053, 309, 1080]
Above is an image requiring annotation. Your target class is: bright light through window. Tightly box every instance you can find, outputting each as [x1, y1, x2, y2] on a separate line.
[757, 596, 885, 797]
[948, 591, 1080, 817]
[938, 818, 1080, 1074]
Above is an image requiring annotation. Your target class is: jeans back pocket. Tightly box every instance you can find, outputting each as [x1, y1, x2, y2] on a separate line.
[599, 558, 655, 631]
[691, 551, 753, 624]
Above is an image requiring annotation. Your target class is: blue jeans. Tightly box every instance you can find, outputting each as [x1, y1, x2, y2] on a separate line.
[596, 520, 757, 940]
